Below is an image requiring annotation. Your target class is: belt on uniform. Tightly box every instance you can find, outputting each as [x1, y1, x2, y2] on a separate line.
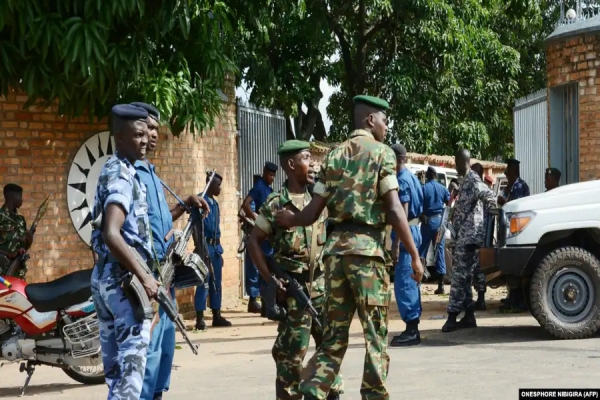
[330, 221, 385, 240]
[206, 238, 220, 246]
[408, 218, 420, 226]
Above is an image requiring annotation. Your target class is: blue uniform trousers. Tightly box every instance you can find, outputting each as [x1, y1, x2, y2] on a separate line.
[244, 242, 270, 299]
[91, 262, 151, 400]
[141, 285, 176, 399]
[419, 215, 446, 275]
[195, 246, 223, 310]
[395, 226, 422, 323]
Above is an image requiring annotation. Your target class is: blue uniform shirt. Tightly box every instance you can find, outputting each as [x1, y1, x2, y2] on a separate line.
[503, 177, 530, 202]
[91, 153, 153, 261]
[135, 160, 174, 261]
[422, 179, 450, 217]
[391, 167, 423, 243]
[248, 177, 273, 255]
[398, 167, 423, 220]
[191, 194, 224, 255]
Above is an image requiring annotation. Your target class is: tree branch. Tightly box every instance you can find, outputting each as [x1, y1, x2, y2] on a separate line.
[359, 17, 391, 51]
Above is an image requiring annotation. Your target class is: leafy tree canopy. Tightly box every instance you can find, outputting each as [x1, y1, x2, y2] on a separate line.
[0, 0, 236, 135]
[237, 0, 549, 159]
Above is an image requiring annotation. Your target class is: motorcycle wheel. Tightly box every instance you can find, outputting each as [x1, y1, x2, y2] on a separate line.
[63, 365, 105, 385]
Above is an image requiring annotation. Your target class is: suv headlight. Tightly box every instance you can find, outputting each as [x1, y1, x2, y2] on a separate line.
[506, 211, 536, 238]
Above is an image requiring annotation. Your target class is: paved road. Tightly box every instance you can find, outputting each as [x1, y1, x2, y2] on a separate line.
[1, 292, 599, 399]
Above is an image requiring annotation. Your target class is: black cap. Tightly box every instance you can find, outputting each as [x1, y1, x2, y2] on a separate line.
[505, 158, 520, 165]
[264, 161, 278, 172]
[546, 167, 561, 179]
[391, 143, 407, 158]
[111, 104, 148, 121]
[130, 102, 160, 121]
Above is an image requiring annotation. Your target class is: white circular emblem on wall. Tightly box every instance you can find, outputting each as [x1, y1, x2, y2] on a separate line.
[67, 131, 115, 246]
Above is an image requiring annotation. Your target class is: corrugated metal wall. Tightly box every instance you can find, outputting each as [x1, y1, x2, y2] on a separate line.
[236, 100, 287, 297]
[237, 100, 287, 197]
[514, 89, 548, 195]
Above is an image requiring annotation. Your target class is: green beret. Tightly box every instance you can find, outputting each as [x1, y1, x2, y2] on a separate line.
[353, 95, 390, 111]
[277, 140, 310, 157]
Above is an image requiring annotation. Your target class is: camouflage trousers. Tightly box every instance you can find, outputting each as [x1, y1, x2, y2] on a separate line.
[299, 255, 391, 400]
[91, 261, 151, 400]
[447, 244, 479, 314]
[272, 272, 343, 399]
[473, 263, 486, 293]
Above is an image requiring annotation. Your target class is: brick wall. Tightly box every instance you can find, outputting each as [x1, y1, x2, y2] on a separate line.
[0, 88, 241, 315]
[547, 33, 600, 181]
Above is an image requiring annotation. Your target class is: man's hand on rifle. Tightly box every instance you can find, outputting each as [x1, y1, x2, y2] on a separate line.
[142, 275, 161, 300]
[185, 195, 210, 216]
[270, 276, 287, 303]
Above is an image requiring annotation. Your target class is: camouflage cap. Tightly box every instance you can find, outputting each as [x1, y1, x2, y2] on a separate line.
[277, 140, 310, 157]
[353, 95, 390, 112]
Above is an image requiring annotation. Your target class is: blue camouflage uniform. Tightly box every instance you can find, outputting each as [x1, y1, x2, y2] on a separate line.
[91, 153, 153, 400]
[392, 167, 423, 323]
[419, 178, 450, 276]
[135, 160, 176, 400]
[502, 177, 530, 202]
[192, 194, 223, 311]
[244, 176, 274, 298]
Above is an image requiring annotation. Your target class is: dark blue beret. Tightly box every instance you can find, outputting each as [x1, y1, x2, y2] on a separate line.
[264, 161, 278, 172]
[505, 158, 520, 165]
[130, 102, 160, 121]
[111, 104, 148, 121]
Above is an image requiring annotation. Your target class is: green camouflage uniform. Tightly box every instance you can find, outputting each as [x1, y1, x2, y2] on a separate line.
[298, 129, 399, 400]
[0, 205, 28, 278]
[255, 186, 344, 400]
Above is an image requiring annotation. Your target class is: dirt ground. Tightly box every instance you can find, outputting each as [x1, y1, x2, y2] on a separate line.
[1, 284, 599, 400]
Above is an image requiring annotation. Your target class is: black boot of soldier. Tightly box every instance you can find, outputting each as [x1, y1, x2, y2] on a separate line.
[434, 274, 445, 294]
[247, 297, 261, 314]
[442, 312, 459, 333]
[260, 299, 267, 318]
[303, 394, 319, 400]
[326, 392, 341, 400]
[474, 291, 486, 311]
[390, 319, 421, 347]
[212, 309, 233, 327]
[195, 311, 206, 331]
[457, 307, 477, 329]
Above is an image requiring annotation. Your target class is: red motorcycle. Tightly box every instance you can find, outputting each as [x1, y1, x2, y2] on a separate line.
[0, 268, 104, 396]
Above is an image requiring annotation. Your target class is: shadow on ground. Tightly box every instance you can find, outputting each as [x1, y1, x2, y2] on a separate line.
[0, 383, 84, 398]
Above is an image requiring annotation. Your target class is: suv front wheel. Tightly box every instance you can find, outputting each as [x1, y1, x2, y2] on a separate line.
[530, 246, 600, 339]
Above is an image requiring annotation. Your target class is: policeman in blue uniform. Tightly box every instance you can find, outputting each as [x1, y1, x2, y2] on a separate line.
[389, 144, 424, 347]
[419, 167, 450, 295]
[241, 162, 278, 314]
[131, 102, 209, 400]
[192, 172, 232, 330]
[91, 104, 159, 399]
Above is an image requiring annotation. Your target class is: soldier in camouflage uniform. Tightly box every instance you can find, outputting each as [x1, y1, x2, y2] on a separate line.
[442, 149, 496, 333]
[276, 96, 423, 400]
[0, 184, 33, 279]
[249, 140, 343, 400]
[469, 163, 488, 311]
[91, 104, 161, 400]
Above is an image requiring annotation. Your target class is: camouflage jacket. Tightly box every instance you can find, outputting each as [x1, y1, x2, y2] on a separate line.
[0, 205, 27, 256]
[313, 129, 399, 261]
[451, 170, 496, 246]
[91, 153, 153, 263]
[255, 186, 327, 274]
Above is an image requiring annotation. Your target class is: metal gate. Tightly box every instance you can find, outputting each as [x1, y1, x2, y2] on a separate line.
[549, 83, 580, 185]
[236, 100, 287, 297]
[513, 89, 548, 195]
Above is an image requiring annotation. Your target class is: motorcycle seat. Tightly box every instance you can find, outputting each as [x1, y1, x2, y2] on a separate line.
[25, 268, 93, 313]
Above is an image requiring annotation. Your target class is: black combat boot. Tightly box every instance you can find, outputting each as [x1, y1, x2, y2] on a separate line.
[474, 291, 486, 311]
[247, 297, 261, 314]
[153, 392, 163, 400]
[390, 319, 421, 347]
[303, 395, 320, 400]
[457, 307, 477, 329]
[195, 311, 206, 331]
[326, 392, 341, 400]
[212, 309, 233, 327]
[434, 274, 445, 295]
[441, 312, 459, 333]
[260, 299, 267, 318]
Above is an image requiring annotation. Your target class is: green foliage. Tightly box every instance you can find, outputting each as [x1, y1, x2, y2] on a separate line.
[237, 0, 549, 159]
[0, 0, 236, 136]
